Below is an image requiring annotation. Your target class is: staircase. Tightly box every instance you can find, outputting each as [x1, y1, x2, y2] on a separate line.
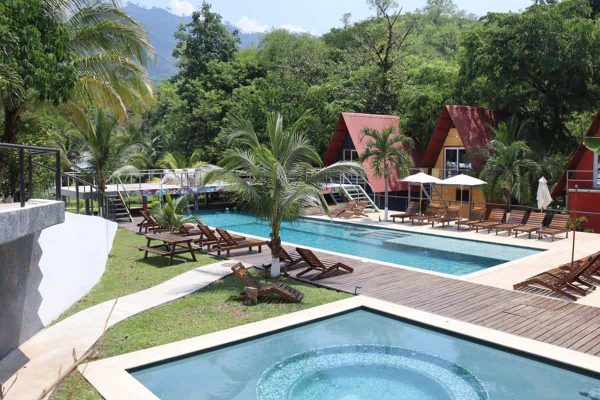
[106, 194, 132, 222]
[422, 184, 446, 206]
[340, 184, 379, 211]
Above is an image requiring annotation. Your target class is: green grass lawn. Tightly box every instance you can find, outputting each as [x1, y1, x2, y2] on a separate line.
[49, 230, 350, 400]
[55, 228, 219, 322]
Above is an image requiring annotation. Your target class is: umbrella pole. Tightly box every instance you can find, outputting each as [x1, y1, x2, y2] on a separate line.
[571, 185, 578, 268]
[419, 183, 423, 214]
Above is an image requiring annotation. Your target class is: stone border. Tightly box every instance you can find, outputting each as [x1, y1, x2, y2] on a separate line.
[81, 296, 600, 400]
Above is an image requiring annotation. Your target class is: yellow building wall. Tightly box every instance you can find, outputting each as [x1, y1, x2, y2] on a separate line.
[430, 128, 486, 217]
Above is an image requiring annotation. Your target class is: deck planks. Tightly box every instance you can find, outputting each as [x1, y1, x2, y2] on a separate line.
[231, 244, 600, 357]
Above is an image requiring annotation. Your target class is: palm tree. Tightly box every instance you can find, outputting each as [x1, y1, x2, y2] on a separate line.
[157, 150, 206, 170]
[480, 118, 540, 207]
[151, 193, 200, 233]
[359, 126, 414, 221]
[204, 113, 364, 278]
[76, 110, 141, 192]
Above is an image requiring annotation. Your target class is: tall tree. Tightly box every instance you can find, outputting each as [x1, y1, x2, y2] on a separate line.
[458, 0, 600, 150]
[173, 1, 240, 80]
[359, 126, 414, 221]
[203, 113, 363, 277]
[358, 0, 416, 113]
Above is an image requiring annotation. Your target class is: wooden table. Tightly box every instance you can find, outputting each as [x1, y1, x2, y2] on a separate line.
[139, 232, 197, 265]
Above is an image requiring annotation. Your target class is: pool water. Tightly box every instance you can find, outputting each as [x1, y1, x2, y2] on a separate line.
[194, 211, 541, 275]
[131, 310, 600, 400]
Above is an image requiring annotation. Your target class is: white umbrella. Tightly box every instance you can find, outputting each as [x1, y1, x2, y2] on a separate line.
[537, 177, 553, 210]
[400, 172, 443, 214]
[442, 174, 487, 214]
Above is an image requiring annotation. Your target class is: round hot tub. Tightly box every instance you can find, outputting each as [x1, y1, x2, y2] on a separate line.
[256, 345, 488, 400]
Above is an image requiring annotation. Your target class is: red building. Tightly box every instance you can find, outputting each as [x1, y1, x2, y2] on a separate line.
[323, 112, 415, 209]
[552, 110, 600, 232]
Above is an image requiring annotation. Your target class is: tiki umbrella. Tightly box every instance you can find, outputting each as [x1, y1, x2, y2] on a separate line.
[400, 172, 443, 214]
[441, 174, 487, 215]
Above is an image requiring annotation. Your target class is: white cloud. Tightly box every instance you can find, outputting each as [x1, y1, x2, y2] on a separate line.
[279, 23, 307, 33]
[235, 16, 269, 33]
[168, 0, 194, 16]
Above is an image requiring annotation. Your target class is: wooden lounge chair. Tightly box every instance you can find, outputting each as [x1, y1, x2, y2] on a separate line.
[409, 203, 445, 225]
[513, 211, 545, 238]
[334, 201, 356, 218]
[431, 206, 461, 228]
[341, 201, 369, 219]
[212, 228, 267, 256]
[513, 254, 600, 301]
[295, 247, 353, 280]
[554, 252, 600, 287]
[537, 214, 570, 242]
[455, 207, 485, 230]
[390, 202, 419, 223]
[266, 242, 304, 271]
[137, 209, 157, 233]
[195, 225, 244, 249]
[231, 263, 303, 303]
[471, 208, 506, 233]
[494, 210, 527, 236]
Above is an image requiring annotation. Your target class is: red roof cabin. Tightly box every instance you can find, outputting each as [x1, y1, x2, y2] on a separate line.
[323, 112, 414, 210]
[420, 105, 501, 216]
[552, 110, 600, 232]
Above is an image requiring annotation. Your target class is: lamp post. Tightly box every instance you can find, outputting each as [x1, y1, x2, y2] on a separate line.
[571, 185, 578, 269]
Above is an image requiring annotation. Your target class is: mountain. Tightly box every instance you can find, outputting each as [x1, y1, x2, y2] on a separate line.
[124, 3, 263, 82]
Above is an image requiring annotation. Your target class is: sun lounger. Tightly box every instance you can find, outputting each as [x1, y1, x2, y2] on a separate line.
[409, 203, 445, 225]
[455, 207, 485, 230]
[212, 228, 267, 256]
[266, 242, 304, 272]
[431, 206, 461, 228]
[513, 212, 545, 238]
[295, 247, 353, 280]
[334, 201, 357, 218]
[537, 214, 570, 242]
[195, 225, 244, 249]
[390, 202, 419, 223]
[341, 201, 369, 219]
[513, 253, 600, 301]
[137, 209, 157, 233]
[494, 210, 527, 236]
[231, 263, 303, 303]
[471, 208, 505, 233]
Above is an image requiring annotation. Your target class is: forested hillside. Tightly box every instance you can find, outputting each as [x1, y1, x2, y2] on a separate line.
[141, 0, 600, 187]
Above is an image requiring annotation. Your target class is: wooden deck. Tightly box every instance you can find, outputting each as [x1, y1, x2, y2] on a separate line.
[232, 245, 600, 357]
[120, 218, 600, 357]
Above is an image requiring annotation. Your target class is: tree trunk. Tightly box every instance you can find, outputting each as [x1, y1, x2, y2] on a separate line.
[383, 174, 389, 221]
[270, 235, 281, 278]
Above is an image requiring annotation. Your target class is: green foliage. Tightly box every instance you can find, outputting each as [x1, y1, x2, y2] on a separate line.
[568, 215, 592, 232]
[480, 118, 541, 206]
[173, 1, 239, 80]
[151, 193, 199, 232]
[458, 0, 600, 149]
[584, 137, 600, 152]
[203, 112, 363, 276]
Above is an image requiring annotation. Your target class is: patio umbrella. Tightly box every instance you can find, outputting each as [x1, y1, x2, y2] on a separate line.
[441, 174, 487, 215]
[400, 172, 443, 214]
[536, 177, 553, 210]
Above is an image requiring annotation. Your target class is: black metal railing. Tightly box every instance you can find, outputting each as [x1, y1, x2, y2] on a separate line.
[0, 142, 61, 207]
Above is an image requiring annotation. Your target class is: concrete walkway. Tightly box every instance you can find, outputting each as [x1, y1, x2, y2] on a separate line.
[0, 261, 235, 400]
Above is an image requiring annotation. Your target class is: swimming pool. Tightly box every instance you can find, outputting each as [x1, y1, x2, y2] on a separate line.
[194, 210, 541, 275]
[131, 309, 600, 399]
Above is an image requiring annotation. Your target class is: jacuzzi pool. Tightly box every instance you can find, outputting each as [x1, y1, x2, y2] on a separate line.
[129, 308, 600, 400]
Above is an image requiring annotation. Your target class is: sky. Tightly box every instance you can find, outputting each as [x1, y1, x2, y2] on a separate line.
[126, 0, 534, 34]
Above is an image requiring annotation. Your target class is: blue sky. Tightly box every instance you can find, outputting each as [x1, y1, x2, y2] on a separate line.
[126, 0, 533, 34]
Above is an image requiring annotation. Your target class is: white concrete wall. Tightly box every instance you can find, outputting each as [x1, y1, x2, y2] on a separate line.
[35, 213, 117, 325]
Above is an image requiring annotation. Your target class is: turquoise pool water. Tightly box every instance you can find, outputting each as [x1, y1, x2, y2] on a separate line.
[131, 310, 600, 399]
[194, 210, 541, 275]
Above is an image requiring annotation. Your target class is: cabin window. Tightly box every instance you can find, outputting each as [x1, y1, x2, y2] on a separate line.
[444, 147, 471, 178]
[455, 189, 470, 202]
[343, 149, 358, 161]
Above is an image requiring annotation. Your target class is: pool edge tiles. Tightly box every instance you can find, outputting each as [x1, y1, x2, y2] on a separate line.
[80, 297, 600, 400]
